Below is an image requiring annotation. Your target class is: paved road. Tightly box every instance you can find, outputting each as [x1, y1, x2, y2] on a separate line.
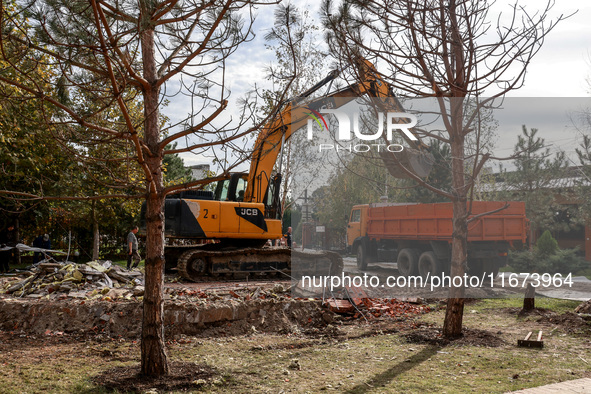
[341, 256, 591, 301]
[342, 256, 398, 276]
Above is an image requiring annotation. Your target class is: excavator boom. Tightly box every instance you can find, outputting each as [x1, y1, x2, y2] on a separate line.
[244, 57, 433, 204]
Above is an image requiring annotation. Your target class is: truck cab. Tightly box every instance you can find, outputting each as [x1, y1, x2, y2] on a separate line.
[347, 205, 368, 253]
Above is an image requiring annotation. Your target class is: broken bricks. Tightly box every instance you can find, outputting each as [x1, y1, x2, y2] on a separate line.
[323, 285, 431, 320]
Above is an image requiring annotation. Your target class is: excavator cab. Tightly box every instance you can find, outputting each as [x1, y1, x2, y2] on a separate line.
[212, 172, 282, 219]
[213, 173, 248, 202]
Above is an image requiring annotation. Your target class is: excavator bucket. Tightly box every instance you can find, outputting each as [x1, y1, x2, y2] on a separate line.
[379, 148, 434, 179]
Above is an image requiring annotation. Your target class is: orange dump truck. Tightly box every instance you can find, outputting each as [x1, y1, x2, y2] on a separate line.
[347, 201, 528, 277]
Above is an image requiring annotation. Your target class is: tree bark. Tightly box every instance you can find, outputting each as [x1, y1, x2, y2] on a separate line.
[522, 283, 535, 311]
[443, 186, 468, 338]
[139, 10, 169, 376]
[443, 96, 468, 338]
[91, 201, 100, 260]
[142, 191, 168, 376]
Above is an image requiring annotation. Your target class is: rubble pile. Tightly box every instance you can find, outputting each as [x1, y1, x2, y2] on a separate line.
[575, 299, 591, 314]
[325, 285, 431, 320]
[164, 283, 291, 303]
[1, 261, 144, 300]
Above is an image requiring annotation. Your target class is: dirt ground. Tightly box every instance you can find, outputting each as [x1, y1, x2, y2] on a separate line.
[2, 271, 591, 393]
[0, 294, 590, 393]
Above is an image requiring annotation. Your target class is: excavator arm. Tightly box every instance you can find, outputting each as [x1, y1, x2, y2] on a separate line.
[244, 56, 433, 206]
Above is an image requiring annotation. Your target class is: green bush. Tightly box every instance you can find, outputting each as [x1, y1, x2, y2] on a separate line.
[508, 231, 586, 275]
[508, 249, 536, 273]
[543, 248, 587, 275]
[536, 230, 558, 257]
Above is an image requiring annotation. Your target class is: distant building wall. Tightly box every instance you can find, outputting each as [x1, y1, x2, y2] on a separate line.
[190, 164, 210, 180]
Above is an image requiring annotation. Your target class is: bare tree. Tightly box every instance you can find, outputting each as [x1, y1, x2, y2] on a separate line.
[322, 0, 566, 337]
[261, 4, 328, 214]
[0, 0, 292, 376]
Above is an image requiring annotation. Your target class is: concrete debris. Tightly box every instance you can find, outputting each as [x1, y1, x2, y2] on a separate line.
[162, 285, 293, 304]
[575, 300, 591, 314]
[1, 261, 144, 300]
[0, 294, 331, 338]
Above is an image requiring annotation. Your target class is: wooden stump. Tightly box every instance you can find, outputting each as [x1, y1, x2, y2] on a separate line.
[522, 283, 535, 311]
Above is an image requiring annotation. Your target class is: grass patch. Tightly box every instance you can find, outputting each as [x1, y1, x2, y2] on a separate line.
[472, 297, 581, 314]
[575, 268, 591, 280]
[109, 259, 145, 270]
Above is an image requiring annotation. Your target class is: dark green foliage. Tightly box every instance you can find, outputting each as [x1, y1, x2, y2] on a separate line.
[313, 139, 453, 234]
[545, 248, 587, 275]
[500, 126, 570, 233]
[508, 249, 536, 273]
[536, 230, 558, 257]
[575, 134, 591, 222]
[509, 231, 586, 275]
[282, 203, 301, 235]
[163, 144, 192, 184]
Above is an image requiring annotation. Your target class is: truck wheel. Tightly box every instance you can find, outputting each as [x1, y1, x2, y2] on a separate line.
[418, 251, 440, 278]
[397, 248, 419, 277]
[356, 244, 368, 270]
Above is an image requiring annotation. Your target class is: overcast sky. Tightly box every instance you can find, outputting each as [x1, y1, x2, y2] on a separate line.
[174, 0, 591, 169]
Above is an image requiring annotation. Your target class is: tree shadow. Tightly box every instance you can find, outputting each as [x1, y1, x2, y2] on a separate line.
[344, 345, 440, 393]
[92, 361, 217, 393]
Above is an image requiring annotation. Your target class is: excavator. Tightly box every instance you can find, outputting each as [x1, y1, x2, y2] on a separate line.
[153, 56, 433, 281]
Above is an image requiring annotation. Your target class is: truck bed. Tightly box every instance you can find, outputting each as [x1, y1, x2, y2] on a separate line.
[367, 201, 528, 243]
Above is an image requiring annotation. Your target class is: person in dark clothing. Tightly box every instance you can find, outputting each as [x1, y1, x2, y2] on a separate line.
[284, 226, 292, 248]
[32, 234, 51, 264]
[0, 225, 17, 273]
[126, 226, 141, 270]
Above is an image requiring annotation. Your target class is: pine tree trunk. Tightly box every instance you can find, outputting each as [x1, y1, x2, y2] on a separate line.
[92, 201, 100, 260]
[142, 191, 168, 376]
[139, 10, 169, 377]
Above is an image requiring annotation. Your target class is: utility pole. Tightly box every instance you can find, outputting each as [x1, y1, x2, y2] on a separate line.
[298, 189, 310, 222]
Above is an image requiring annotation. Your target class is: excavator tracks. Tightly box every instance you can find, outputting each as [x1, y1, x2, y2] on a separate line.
[176, 247, 343, 282]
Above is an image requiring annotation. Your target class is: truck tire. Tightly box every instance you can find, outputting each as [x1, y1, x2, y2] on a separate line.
[356, 244, 368, 270]
[397, 248, 419, 277]
[418, 251, 440, 278]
